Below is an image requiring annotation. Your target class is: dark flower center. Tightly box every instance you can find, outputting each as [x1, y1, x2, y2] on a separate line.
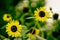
[32, 30, 35, 34]
[53, 14, 59, 20]
[7, 16, 10, 18]
[39, 11, 45, 17]
[11, 25, 17, 32]
[23, 7, 29, 13]
[29, 28, 35, 34]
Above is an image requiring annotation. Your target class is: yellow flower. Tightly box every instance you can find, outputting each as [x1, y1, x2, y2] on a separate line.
[6, 20, 22, 37]
[3, 14, 12, 22]
[27, 27, 39, 38]
[34, 7, 50, 22]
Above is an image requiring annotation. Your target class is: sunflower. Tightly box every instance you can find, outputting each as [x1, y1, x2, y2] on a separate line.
[34, 7, 50, 22]
[6, 20, 22, 37]
[27, 27, 39, 38]
[3, 14, 12, 22]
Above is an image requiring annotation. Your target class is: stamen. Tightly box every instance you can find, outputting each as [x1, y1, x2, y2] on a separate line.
[11, 25, 17, 32]
[39, 11, 45, 17]
[7, 16, 10, 18]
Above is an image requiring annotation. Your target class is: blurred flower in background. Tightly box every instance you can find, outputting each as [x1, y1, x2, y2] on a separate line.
[27, 27, 40, 38]
[3, 14, 12, 22]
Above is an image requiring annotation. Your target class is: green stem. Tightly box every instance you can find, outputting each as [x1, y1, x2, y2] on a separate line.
[35, 21, 41, 29]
